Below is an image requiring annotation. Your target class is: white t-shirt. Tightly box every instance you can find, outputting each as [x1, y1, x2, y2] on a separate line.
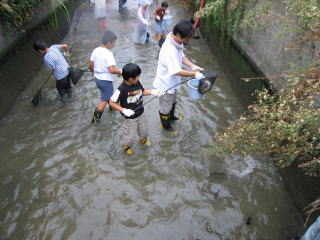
[153, 33, 185, 94]
[94, 0, 106, 18]
[90, 47, 116, 81]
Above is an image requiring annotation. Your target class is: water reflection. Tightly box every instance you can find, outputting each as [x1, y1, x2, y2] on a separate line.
[0, 0, 302, 239]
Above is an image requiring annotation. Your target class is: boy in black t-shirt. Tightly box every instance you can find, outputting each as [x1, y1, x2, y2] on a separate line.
[109, 63, 161, 155]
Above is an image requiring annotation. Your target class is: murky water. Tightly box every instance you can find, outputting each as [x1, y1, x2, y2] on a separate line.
[0, 0, 303, 239]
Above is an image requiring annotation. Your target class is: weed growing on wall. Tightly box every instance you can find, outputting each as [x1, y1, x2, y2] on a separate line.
[0, 0, 42, 30]
[195, 0, 248, 43]
[0, 0, 71, 31]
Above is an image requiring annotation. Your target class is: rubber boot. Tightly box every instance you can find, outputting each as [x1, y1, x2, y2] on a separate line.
[159, 112, 178, 134]
[59, 91, 67, 103]
[154, 34, 159, 40]
[145, 32, 150, 44]
[123, 145, 134, 155]
[91, 109, 103, 124]
[140, 138, 151, 146]
[169, 103, 183, 121]
[161, 33, 166, 39]
[67, 88, 72, 98]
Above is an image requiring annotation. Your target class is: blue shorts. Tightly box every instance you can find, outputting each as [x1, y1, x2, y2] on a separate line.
[156, 21, 165, 35]
[95, 78, 113, 101]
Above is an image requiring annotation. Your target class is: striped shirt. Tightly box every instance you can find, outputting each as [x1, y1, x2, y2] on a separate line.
[44, 45, 70, 80]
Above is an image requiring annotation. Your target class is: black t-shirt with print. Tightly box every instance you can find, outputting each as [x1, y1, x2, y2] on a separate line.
[117, 81, 145, 119]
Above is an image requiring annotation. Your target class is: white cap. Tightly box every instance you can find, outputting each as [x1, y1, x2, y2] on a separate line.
[138, 0, 150, 5]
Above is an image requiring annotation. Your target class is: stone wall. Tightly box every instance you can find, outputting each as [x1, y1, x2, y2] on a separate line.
[232, 2, 320, 225]
[200, 0, 320, 229]
[0, 0, 85, 119]
[233, 0, 319, 89]
[0, 0, 70, 58]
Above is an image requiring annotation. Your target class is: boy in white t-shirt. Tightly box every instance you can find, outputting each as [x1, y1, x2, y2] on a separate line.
[153, 19, 205, 134]
[89, 30, 122, 123]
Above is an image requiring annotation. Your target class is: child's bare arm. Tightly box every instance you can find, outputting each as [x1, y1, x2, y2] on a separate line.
[144, 89, 162, 97]
[109, 100, 124, 112]
[152, 9, 157, 16]
[60, 44, 68, 51]
[89, 61, 94, 73]
[143, 89, 152, 96]
[108, 65, 122, 75]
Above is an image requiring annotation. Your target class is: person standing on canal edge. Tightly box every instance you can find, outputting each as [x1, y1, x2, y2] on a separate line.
[89, 30, 122, 124]
[33, 40, 72, 103]
[152, 1, 168, 40]
[109, 63, 161, 155]
[153, 19, 205, 134]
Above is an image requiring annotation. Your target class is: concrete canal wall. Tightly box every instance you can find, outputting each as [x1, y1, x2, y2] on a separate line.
[199, 0, 320, 228]
[0, 0, 85, 119]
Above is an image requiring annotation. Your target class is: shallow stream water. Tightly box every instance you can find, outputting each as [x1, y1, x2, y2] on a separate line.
[0, 0, 302, 239]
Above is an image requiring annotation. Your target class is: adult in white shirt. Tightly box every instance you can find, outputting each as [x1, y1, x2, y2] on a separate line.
[153, 19, 205, 134]
[89, 30, 122, 123]
[133, 0, 151, 44]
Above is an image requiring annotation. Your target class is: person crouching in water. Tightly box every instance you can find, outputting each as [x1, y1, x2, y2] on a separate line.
[33, 40, 72, 102]
[152, 1, 168, 40]
[89, 30, 122, 123]
[109, 63, 161, 155]
[153, 19, 205, 134]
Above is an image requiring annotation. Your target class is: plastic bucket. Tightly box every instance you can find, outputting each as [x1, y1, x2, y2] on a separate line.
[188, 79, 203, 99]
[163, 14, 172, 26]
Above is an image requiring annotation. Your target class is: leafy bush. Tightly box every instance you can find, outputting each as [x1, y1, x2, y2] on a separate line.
[196, 0, 320, 222]
[0, 0, 70, 31]
[214, 74, 320, 176]
[0, 0, 42, 30]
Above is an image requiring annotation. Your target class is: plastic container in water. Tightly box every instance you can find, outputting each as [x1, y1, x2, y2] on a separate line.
[163, 14, 172, 26]
[188, 79, 203, 99]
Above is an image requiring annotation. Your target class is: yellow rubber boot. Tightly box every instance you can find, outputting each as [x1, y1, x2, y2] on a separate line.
[122, 146, 134, 155]
[159, 112, 178, 135]
[140, 138, 151, 146]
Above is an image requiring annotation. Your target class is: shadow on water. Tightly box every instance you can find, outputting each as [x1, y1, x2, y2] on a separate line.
[0, 0, 303, 239]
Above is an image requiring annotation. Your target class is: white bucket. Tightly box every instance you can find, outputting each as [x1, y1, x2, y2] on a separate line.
[163, 14, 172, 26]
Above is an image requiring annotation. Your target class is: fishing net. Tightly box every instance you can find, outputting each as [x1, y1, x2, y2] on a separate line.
[69, 68, 85, 85]
[198, 71, 217, 94]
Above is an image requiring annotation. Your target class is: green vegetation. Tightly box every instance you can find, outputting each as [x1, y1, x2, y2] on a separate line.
[0, 0, 42, 29]
[194, 0, 320, 222]
[0, 0, 70, 31]
[195, 0, 248, 43]
[214, 76, 319, 176]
